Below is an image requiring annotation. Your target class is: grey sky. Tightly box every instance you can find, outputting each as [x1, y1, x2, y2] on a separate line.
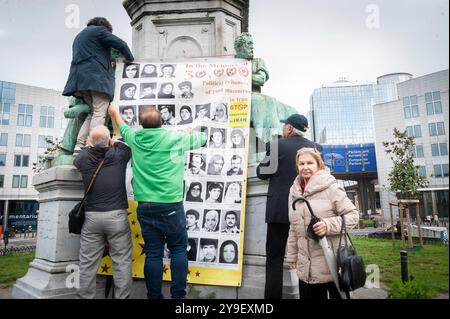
[0, 0, 448, 114]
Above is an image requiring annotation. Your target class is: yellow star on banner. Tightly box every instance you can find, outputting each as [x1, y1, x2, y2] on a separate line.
[139, 243, 146, 256]
[101, 264, 110, 273]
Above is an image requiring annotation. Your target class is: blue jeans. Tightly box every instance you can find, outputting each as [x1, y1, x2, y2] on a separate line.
[137, 202, 188, 299]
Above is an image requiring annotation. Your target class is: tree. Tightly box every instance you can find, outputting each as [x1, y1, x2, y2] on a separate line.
[382, 128, 428, 200]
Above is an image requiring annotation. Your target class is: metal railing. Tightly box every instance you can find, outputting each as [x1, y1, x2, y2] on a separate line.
[0, 245, 36, 256]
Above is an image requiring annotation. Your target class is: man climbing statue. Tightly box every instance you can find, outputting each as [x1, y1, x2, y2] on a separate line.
[62, 17, 134, 153]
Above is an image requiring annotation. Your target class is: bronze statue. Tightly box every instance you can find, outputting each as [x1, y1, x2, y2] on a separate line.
[234, 32, 297, 146]
[49, 97, 92, 166]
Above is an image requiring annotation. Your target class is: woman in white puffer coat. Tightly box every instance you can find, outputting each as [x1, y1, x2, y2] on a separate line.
[286, 148, 359, 299]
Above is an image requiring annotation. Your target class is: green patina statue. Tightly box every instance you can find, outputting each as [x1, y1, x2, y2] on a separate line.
[234, 32, 297, 145]
[48, 96, 92, 166]
[47, 96, 114, 167]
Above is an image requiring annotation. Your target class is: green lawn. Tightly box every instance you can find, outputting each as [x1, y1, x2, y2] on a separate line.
[351, 237, 449, 298]
[0, 252, 35, 286]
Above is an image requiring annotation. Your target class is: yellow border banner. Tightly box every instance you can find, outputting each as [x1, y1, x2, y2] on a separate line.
[98, 59, 252, 287]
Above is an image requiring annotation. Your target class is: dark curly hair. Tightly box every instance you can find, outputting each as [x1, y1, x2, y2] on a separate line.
[87, 17, 113, 33]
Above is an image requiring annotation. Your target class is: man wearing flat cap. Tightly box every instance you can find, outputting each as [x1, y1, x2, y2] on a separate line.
[257, 113, 322, 299]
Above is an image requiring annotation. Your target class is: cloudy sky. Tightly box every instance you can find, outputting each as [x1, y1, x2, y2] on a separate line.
[0, 0, 448, 114]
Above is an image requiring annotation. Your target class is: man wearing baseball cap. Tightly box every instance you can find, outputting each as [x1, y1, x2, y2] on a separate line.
[257, 113, 322, 299]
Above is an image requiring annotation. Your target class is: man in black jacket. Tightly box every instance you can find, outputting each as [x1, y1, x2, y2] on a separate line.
[74, 125, 132, 299]
[63, 17, 134, 151]
[257, 114, 322, 299]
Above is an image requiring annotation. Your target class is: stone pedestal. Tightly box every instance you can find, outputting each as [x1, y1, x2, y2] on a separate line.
[12, 166, 83, 299]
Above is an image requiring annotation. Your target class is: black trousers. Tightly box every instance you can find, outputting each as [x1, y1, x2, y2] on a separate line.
[264, 223, 290, 299]
[298, 280, 343, 300]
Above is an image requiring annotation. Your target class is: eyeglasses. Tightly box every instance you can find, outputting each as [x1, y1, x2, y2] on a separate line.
[192, 187, 201, 191]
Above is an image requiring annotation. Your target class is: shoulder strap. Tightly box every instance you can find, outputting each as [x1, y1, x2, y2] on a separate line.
[338, 215, 356, 250]
[339, 215, 347, 247]
[79, 159, 105, 205]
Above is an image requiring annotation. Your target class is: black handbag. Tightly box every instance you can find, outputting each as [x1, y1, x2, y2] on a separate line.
[337, 216, 366, 292]
[68, 159, 105, 234]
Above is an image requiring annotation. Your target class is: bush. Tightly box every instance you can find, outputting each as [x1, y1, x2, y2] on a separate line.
[389, 279, 432, 299]
[360, 219, 375, 228]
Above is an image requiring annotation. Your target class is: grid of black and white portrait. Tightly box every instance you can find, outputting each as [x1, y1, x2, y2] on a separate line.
[118, 62, 200, 127]
[116, 61, 249, 270]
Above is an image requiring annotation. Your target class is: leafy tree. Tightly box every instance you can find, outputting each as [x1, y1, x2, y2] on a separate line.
[382, 128, 428, 200]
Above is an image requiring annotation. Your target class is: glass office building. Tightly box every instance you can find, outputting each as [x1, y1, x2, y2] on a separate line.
[1, 81, 67, 233]
[309, 73, 412, 145]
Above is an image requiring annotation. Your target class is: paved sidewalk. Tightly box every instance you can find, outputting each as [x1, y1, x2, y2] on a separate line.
[0, 284, 389, 300]
[351, 286, 388, 299]
[0, 285, 13, 300]
[4, 236, 37, 246]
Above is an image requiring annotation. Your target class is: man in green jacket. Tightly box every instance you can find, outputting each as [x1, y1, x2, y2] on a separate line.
[108, 104, 206, 299]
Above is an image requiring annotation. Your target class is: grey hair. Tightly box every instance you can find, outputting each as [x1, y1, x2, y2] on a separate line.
[90, 125, 110, 147]
[292, 127, 306, 137]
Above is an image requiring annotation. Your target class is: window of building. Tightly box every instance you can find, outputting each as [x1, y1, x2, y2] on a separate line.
[20, 175, 28, 188]
[417, 166, 426, 177]
[411, 104, 419, 118]
[12, 175, 28, 188]
[425, 91, 442, 115]
[429, 123, 437, 136]
[443, 164, 449, 177]
[0, 175, 4, 188]
[15, 134, 31, 147]
[414, 125, 422, 137]
[433, 164, 448, 178]
[0, 133, 7, 146]
[38, 135, 53, 148]
[434, 164, 442, 178]
[0, 153, 5, 166]
[12, 175, 20, 188]
[15, 134, 22, 146]
[437, 122, 445, 135]
[436, 190, 449, 218]
[416, 145, 424, 158]
[17, 104, 33, 127]
[410, 144, 424, 158]
[406, 125, 422, 138]
[14, 155, 20, 167]
[431, 144, 440, 156]
[40, 106, 55, 128]
[429, 122, 446, 136]
[403, 95, 419, 119]
[439, 143, 448, 156]
[404, 106, 411, 119]
[14, 155, 29, 167]
[432, 143, 449, 157]
[0, 103, 11, 125]
[406, 126, 413, 137]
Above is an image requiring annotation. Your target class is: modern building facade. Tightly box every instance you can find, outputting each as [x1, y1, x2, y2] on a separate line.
[0, 81, 67, 232]
[309, 73, 412, 145]
[373, 69, 449, 220]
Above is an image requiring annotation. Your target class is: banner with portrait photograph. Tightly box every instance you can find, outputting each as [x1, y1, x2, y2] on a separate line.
[97, 59, 252, 287]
